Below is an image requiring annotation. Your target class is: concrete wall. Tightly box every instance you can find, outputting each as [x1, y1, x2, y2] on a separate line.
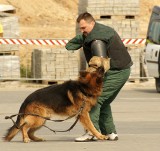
[0, 55, 20, 79]
[32, 48, 79, 81]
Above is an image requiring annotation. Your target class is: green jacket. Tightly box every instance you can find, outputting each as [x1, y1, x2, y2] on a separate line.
[66, 22, 133, 70]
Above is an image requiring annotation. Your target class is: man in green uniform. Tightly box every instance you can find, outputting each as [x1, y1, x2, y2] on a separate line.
[65, 12, 133, 141]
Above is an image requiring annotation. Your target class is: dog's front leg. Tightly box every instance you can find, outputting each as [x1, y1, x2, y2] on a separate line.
[79, 113, 107, 140]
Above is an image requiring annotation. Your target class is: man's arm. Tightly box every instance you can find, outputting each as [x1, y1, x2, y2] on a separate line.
[65, 34, 84, 50]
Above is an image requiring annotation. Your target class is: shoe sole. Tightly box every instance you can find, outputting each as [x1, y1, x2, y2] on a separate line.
[75, 138, 97, 142]
[107, 136, 119, 141]
[75, 136, 118, 142]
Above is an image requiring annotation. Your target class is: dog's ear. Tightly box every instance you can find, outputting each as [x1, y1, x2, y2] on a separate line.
[67, 90, 75, 104]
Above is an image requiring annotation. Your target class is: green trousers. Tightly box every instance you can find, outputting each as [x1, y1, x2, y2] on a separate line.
[89, 68, 131, 134]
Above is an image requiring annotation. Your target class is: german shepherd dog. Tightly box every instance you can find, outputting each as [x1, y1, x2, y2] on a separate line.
[4, 67, 107, 143]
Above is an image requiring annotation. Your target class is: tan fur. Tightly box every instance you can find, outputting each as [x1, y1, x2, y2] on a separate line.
[87, 56, 110, 72]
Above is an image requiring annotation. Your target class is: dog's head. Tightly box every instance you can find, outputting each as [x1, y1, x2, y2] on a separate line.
[86, 56, 110, 73]
[79, 66, 104, 86]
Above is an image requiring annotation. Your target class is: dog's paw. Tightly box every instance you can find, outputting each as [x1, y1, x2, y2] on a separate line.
[104, 135, 109, 140]
[96, 134, 105, 140]
[101, 135, 107, 140]
[35, 138, 46, 142]
[23, 138, 31, 143]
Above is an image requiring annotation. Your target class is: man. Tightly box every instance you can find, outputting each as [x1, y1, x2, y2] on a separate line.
[65, 12, 133, 141]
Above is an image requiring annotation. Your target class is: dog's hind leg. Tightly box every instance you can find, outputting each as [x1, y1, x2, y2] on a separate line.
[28, 126, 45, 142]
[23, 103, 49, 142]
[21, 115, 36, 143]
[25, 115, 46, 142]
[21, 122, 31, 143]
[21, 116, 45, 143]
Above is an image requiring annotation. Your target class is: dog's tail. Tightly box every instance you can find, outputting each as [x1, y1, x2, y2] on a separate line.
[3, 114, 24, 141]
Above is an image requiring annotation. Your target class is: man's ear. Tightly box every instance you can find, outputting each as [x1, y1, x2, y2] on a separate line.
[91, 21, 95, 27]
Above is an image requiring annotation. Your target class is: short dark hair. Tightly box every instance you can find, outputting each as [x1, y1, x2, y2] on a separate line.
[76, 12, 95, 23]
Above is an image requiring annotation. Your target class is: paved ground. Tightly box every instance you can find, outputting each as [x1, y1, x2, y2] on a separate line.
[0, 80, 160, 151]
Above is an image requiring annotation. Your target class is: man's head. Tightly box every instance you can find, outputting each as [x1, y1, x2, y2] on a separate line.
[77, 12, 95, 36]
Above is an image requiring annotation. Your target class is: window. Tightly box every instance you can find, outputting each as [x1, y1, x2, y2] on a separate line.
[148, 20, 160, 44]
